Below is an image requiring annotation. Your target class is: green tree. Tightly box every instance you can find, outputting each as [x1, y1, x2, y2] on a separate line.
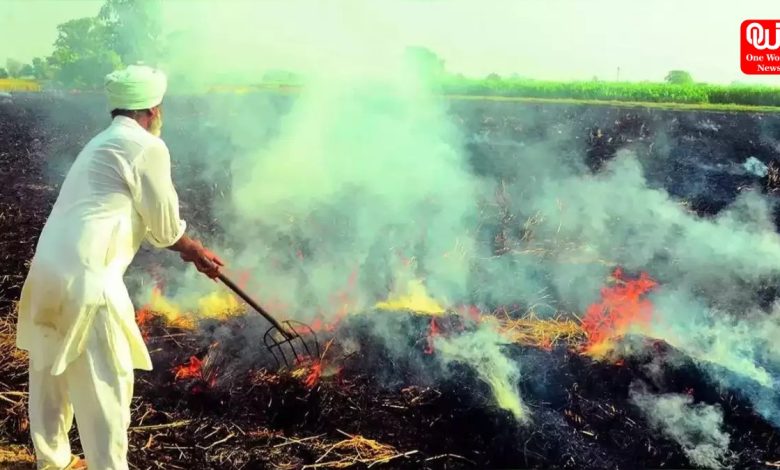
[0, 68, 8, 79]
[48, 17, 122, 88]
[31, 57, 52, 80]
[19, 64, 34, 77]
[665, 70, 693, 85]
[5, 59, 22, 77]
[99, 0, 164, 65]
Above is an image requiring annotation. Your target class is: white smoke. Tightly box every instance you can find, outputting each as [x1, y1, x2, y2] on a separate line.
[435, 321, 528, 422]
[117, 0, 780, 429]
[629, 381, 732, 469]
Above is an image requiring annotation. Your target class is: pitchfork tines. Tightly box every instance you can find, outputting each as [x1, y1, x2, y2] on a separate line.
[217, 273, 320, 370]
[264, 320, 320, 369]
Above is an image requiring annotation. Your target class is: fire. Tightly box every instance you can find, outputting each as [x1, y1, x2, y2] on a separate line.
[173, 356, 204, 380]
[581, 267, 657, 356]
[135, 305, 154, 339]
[374, 279, 446, 315]
[196, 290, 244, 320]
[310, 316, 342, 333]
[135, 287, 246, 330]
[290, 362, 323, 388]
[308, 268, 360, 333]
[291, 338, 337, 389]
[304, 361, 322, 389]
[325, 267, 360, 320]
[144, 287, 196, 329]
[173, 350, 219, 389]
[424, 318, 440, 354]
[293, 361, 343, 389]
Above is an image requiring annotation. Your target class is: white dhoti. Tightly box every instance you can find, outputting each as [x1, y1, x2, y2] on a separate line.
[29, 307, 134, 470]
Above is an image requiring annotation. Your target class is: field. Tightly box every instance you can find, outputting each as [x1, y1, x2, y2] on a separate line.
[7, 75, 780, 110]
[0, 80, 41, 92]
[1, 93, 780, 469]
[440, 77, 780, 108]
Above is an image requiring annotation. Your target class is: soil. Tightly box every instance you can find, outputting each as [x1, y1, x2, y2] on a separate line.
[1, 93, 780, 469]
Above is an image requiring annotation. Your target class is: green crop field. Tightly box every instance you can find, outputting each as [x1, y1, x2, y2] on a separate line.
[6, 75, 779, 112]
[437, 77, 780, 108]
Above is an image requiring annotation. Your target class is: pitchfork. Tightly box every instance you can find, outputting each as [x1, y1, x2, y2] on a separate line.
[217, 273, 320, 370]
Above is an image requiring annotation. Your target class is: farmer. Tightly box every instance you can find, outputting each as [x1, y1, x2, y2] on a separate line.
[16, 65, 223, 470]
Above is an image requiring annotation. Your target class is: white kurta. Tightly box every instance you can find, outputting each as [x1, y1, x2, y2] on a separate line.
[17, 115, 186, 376]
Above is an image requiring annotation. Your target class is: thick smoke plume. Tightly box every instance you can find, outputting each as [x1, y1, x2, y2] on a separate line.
[629, 381, 732, 469]
[435, 322, 527, 421]
[106, 1, 780, 423]
[154, 1, 481, 315]
[467, 139, 780, 423]
[224, 75, 478, 315]
[143, 1, 529, 416]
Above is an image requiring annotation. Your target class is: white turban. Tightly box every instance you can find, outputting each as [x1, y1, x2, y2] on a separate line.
[104, 65, 167, 110]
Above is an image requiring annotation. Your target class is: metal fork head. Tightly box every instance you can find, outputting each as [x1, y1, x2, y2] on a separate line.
[263, 320, 321, 370]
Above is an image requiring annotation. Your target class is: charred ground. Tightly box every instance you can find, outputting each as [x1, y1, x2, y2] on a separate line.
[1, 94, 780, 469]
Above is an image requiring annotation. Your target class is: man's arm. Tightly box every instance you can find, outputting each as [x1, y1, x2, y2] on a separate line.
[168, 234, 224, 279]
[132, 142, 223, 278]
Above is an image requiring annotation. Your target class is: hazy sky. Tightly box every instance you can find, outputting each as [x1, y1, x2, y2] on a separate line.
[2, 0, 779, 85]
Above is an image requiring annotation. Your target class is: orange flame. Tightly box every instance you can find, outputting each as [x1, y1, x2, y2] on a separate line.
[134, 284, 246, 331]
[582, 268, 657, 356]
[135, 286, 164, 338]
[173, 356, 204, 381]
[135, 306, 153, 339]
[304, 361, 322, 389]
[308, 268, 360, 333]
[424, 318, 440, 354]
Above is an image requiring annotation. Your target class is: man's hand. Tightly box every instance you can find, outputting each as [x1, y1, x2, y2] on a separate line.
[169, 235, 224, 279]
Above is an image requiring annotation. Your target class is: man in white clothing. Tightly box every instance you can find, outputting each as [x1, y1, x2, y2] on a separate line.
[16, 65, 223, 470]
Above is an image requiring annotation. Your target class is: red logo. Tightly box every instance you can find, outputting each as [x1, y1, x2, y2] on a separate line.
[741, 20, 780, 74]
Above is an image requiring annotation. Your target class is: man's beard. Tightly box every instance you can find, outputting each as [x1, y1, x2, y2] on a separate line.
[149, 113, 163, 137]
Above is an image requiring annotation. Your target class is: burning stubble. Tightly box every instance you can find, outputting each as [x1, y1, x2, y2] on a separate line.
[227, 76, 479, 312]
[482, 147, 780, 425]
[111, 0, 780, 432]
[128, 8, 536, 419]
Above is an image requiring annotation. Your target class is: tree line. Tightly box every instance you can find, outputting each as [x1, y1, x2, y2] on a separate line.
[3, 0, 777, 107]
[2, 0, 162, 88]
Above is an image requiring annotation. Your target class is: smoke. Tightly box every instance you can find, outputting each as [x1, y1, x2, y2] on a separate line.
[493, 150, 780, 307]
[223, 75, 479, 316]
[435, 321, 528, 422]
[136, 0, 529, 417]
[470, 141, 780, 422]
[105, 0, 780, 426]
[629, 381, 732, 469]
[647, 290, 780, 387]
[145, 1, 482, 316]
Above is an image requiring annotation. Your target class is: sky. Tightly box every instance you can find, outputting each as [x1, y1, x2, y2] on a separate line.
[1, 0, 779, 85]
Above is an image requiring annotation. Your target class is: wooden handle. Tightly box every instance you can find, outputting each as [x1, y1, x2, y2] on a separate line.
[217, 273, 292, 339]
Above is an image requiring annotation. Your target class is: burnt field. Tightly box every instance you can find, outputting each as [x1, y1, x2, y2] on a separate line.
[1, 93, 780, 469]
